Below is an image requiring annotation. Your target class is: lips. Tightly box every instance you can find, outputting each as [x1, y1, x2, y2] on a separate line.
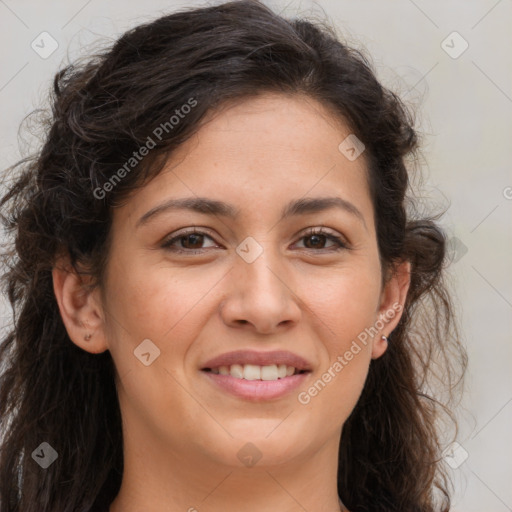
[200, 350, 313, 401]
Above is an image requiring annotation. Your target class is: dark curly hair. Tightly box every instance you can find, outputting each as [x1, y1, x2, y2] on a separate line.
[0, 1, 466, 511]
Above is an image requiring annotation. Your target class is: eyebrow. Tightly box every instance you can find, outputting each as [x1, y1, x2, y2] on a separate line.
[136, 195, 367, 230]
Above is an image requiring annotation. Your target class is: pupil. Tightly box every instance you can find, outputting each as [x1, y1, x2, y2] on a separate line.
[184, 234, 202, 248]
[307, 234, 324, 248]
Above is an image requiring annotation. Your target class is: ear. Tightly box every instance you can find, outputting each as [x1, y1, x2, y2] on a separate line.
[371, 259, 411, 359]
[52, 255, 109, 354]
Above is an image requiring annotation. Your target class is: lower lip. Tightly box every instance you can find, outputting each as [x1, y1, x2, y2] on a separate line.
[201, 371, 310, 401]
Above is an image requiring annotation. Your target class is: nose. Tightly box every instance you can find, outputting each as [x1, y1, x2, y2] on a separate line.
[219, 245, 302, 334]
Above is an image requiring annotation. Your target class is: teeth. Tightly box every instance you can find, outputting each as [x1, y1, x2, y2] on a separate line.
[209, 363, 300, 380]
[243, 364, 261, 380]
[231, 364, 244, 379]
[261, 365, 278, 380]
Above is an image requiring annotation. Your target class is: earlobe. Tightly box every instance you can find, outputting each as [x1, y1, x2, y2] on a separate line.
[371, 334, 389, 359]
[52, 258, 109, 354]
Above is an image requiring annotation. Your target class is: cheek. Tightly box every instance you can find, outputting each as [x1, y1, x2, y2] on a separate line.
[297, 314, 374, 436]
[303, 262, 382, 341]
[103, 262, 211, 438]
[102, 256, 225, 387]
[105, 257, 214, 338]
[294, 266, 379, 421]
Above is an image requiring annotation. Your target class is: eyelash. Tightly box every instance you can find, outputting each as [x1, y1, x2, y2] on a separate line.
[160, 227, 349, 254]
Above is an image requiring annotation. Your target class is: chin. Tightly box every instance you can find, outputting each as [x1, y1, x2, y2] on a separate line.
[194, 424, 309, 468]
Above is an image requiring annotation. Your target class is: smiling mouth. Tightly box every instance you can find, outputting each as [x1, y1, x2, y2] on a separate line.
[202, 364, 310, 381]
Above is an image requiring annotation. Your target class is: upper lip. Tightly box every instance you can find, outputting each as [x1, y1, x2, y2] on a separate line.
[201, 350, 313, 371]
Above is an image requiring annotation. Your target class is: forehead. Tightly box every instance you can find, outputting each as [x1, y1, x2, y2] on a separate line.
[120, 92, 374, 230]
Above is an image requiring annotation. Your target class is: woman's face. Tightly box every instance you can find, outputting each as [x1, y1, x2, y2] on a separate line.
[79, 93, 407, 469]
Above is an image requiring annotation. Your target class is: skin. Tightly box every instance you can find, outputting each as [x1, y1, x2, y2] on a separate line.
[53, 92, 410, 512]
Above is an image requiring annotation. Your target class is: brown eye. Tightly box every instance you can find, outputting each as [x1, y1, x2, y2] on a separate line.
[161, 230, 218, 253]
[303, 233, 329, 249]
[179, 233, 205, 249]
[161, 227, 348, 255]
[295, 229, 348, 251]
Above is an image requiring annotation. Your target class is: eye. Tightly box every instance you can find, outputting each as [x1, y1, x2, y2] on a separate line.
[160, 227, 349, 254]
[161, 229, 218, 253]
[293, 227, 348, 251]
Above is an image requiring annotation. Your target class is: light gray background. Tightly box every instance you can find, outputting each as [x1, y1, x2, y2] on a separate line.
[1, 1, 511, 511]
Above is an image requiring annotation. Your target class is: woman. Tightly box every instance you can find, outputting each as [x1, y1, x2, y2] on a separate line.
[0, 1, 466, 511]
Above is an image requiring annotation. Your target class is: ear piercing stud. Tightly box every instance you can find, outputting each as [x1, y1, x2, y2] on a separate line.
[84, 333, 92, 341]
